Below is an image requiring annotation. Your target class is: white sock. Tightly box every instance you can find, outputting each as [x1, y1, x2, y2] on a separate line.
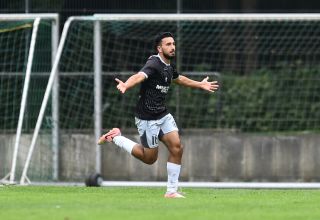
[166, 162, 181, 193]
[113, 136, 136, 154]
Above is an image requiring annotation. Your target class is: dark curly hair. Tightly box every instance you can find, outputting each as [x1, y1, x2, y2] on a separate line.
[154, 32, 174, 52]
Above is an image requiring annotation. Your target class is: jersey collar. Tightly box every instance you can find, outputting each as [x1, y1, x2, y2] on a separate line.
[156, 54, 170, 66]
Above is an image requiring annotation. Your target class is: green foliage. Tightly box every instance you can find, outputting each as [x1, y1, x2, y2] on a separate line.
[214, 68, 320, 132]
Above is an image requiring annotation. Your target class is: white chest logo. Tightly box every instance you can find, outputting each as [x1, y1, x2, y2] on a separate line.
[156, 85, 169, 93]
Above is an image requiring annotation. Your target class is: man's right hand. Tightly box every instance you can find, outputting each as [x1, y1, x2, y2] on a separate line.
[115, 78, 127, 94]
[115, 72, 146, 94]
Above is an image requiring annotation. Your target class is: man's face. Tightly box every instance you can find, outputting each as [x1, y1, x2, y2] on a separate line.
[158, 37, 175, 60]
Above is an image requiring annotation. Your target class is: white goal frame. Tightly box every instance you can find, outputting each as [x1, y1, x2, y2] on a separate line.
[0, 14, 59, 184]
[19, 13, 320, 186]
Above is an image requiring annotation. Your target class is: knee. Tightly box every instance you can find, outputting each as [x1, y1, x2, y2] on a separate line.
[145, 156, 157, 165]
[171, 142, 183, 157]
[143, 153, 158, 165]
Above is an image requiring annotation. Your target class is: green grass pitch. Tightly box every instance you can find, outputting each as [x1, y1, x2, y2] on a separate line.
[1, 186, 319, 220]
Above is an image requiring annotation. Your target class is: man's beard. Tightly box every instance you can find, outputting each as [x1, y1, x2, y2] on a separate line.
[163, 51, 175, 60]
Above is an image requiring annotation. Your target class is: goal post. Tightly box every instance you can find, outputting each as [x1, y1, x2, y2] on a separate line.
[20, 13, 320, 184]
[0, 14, 59, 184]
[10, 17, 41, 184]
[19, 16, 73, 184]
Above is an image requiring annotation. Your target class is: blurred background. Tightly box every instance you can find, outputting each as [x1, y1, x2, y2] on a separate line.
[2, 0, 320, 14]
[2, 0, 320, 41]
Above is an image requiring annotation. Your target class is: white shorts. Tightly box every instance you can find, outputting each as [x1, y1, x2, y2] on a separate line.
[135, 113, 178, 148]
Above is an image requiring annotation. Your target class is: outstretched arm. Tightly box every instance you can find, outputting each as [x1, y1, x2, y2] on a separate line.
[173, 75, 219, 92]
[115, 72, 146, 94]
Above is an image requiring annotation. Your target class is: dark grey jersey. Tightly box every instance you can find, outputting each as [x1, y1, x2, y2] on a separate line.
[135, 55, 179, 120]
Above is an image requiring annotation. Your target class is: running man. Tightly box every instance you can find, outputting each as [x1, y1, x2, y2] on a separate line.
[98, 32, 219, 198]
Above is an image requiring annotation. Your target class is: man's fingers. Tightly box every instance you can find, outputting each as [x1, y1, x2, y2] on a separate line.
[115, 78, 123, 84]
[209, 81, 219, 91]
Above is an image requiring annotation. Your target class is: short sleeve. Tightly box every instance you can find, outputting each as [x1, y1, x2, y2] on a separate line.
[139, 57, 157, 78]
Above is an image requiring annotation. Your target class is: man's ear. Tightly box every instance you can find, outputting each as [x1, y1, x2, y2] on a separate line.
[157, 45, 162, 53]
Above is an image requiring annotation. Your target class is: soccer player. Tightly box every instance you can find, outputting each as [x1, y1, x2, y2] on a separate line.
[98, 32, 219, 198]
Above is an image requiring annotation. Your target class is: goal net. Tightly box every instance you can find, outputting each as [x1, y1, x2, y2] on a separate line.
[20, 14, 320, 183]
[62, 14, 320, 133]
[0, 14, 58, 184]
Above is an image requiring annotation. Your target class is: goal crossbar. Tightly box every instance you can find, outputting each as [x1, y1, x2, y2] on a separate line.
[93, 13, 320, 21]
[0, 14, 59, 20]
